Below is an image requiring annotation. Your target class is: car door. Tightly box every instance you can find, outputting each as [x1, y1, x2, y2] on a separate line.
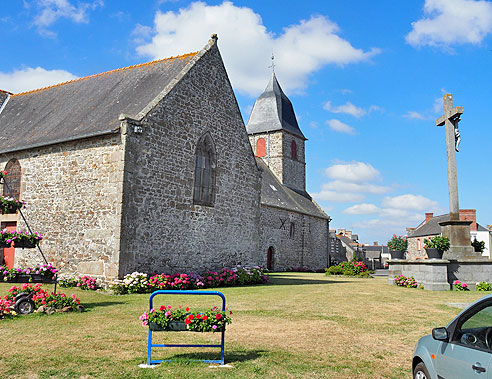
[436, 300, 492, 378]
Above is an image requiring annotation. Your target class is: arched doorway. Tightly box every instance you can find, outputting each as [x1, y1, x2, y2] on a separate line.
[267, 246, 274, 271]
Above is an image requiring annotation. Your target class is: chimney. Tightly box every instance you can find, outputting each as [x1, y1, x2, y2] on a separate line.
[338, 228, 346, 235]
[425, 213, 433, 223]
[373, 241, 378, 246]
[0, 90, 12, 114]
[345, 230, 352, 239]
[460, 209, 477, 231]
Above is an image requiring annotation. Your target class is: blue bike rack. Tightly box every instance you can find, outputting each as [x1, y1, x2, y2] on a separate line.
[146, 290, 226, 365]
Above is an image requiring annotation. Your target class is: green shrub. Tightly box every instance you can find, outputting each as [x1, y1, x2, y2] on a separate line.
[325, 260, 370, 278]
[472, 238, 485, 253]
[476, 282, 492, 291]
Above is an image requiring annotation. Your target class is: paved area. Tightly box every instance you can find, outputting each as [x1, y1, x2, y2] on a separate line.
[372, 269, 389, 277]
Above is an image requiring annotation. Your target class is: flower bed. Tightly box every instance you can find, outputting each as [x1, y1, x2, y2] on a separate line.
[0, 298, 15, 320]
[110, 266, 268, 295]
[2, 283, 83, 316]
[140, 305, 232, 332]
[59, 275, 99, 290]
[325, 260, 371, 278]
[0, 264, 58, 283]
[394, 275, 422, 289]
[453, 280, 469, 291]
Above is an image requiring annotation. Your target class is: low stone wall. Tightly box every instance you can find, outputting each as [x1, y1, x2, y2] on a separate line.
[388, 259, 492, 291]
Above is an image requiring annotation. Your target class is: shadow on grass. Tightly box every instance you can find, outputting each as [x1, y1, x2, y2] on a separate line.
[82, 301, 126, 310]
[161, 349, 266, 364]
[268, 274, 343, 286]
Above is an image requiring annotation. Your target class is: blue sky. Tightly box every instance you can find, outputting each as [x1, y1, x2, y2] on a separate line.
[1, 0, 492, 245]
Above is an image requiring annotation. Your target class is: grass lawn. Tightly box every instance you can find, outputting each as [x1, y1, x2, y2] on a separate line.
[0, 273, 486, 378]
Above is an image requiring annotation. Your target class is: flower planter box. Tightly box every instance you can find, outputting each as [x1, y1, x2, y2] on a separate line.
[0, 241, 12, 248]
[1, 274, 55, 283]
[425, 248, 443, 260]
[14, 240, 37, 249]
[390, 250, 405, 260]
[150, 321, 188, 332]
[149, 321, 225, 332]
[1, 204, 19, 214]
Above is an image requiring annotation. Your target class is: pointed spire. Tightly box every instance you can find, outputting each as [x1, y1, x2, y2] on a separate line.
[246, 72, 305, 140]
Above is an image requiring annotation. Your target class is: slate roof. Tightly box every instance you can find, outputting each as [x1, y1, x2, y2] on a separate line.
[363, 245, 389, 254]
[246, 72, 306, 140]
[0, 52, 197, 153]
[257, 158, 328, 219]
[408, 213, 489, 238]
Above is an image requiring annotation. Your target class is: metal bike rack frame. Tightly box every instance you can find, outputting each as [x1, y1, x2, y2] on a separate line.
[146, 290, 226, 365]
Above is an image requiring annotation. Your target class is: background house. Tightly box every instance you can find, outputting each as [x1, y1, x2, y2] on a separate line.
[407, 209, 491, 259]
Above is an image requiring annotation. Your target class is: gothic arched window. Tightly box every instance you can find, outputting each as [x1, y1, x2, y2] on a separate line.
[193, 133, 216, 206]
[256, 138, 266, 157]
[291, 140, 297, 160]
[3, 158, 21, 200]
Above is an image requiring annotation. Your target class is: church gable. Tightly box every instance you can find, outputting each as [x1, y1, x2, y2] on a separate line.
[119, 36, 261, 275]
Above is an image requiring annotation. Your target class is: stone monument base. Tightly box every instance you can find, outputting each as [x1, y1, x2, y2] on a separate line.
[388, 258, 492, 291]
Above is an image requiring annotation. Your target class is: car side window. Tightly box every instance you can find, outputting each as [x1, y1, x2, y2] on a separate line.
[452, 303, 492, 351]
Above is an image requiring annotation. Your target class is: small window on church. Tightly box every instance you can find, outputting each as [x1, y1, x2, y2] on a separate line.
[193, 133, 216, 206]
[291, 140, 297, 160]
[290, 222, 296, 238]
[3, 158, 21, 200]
[256, 138, 266, 157]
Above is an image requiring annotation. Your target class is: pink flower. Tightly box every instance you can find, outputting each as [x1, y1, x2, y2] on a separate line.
[142, 321, 148, 326]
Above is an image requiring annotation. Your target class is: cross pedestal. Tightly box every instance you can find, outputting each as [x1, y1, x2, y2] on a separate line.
[437, 94, 480, 260]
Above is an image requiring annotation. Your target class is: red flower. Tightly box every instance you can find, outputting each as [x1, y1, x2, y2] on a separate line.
[160, 305, 165, 311]
[196, 314, 202, 319]
[216, 313, 222, 320]
[202, 315, 208, 321]
[185, 319, 191, 325]
[185, 307, 189, 311]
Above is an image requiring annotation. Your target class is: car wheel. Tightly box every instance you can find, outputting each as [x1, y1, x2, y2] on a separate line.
[15, 297, 35, 315]
[414, 362, 430, 379]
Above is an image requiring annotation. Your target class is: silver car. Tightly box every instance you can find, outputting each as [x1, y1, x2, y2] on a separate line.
[413, 294, 492, 378]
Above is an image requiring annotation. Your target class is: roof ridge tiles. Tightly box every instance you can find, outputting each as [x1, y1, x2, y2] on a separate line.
[11, 51, 198, 97]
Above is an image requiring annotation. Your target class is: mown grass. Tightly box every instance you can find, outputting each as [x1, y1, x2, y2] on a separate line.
[0, 273, 486, 378]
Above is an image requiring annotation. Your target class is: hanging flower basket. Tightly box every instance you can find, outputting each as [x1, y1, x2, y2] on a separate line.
[0, 197, 24, 214]
[149, 321, 188, 332]
[12, 231, 43, 249]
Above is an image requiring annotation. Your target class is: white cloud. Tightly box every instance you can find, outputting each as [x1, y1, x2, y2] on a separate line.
[325, 119, 356, 134]
[406, 0, 492, 48]
[311, 190, 364, 203]
[321, 180, 390, 194]
[381, 194, 439, 211]
[0, 67, 78, 94]
[324, 101, 366, 118]
[343, 203, 380, 215]
[324, 161, 381, 183]
[404, 111, 427, 120]
[433, 94, 444, 114]
[135, 1, 379, 96]
[30, 0, 103, 37]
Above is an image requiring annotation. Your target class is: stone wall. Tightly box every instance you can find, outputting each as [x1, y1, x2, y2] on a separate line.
[258, 205, 328, 271]
[407, 236, 429, 259]
[119, 40, 261, 275]
[0, 133, 125, 279]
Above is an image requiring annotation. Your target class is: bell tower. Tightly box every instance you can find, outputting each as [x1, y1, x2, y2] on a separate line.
[246, 72, 306, 193]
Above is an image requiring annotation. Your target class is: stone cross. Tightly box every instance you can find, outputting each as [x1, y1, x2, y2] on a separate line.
[436, 94, 463, 221]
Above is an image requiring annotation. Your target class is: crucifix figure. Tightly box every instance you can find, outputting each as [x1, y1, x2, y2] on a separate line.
[436, 94, 463, 221]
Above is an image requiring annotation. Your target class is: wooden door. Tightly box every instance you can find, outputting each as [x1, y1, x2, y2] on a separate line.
[1, 222, 16, 268]
[267, 246, 274, 271]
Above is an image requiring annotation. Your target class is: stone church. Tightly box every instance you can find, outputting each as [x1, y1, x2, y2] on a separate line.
[0, 35, 330, 280]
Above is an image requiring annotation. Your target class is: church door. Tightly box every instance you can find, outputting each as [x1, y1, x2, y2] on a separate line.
[267, 246, 274, 271]
[1, 222, 16, 269]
